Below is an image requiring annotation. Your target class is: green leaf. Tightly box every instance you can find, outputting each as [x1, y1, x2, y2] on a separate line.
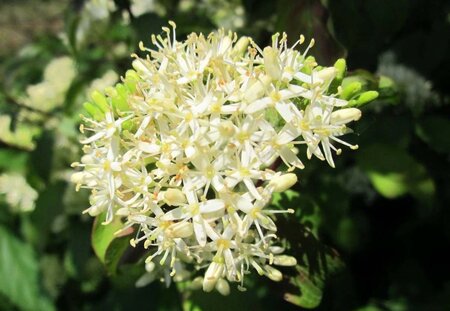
[91, 213, 133, 275]
[416, 116, 450, 154]
[357, 144, 435, 199]
[0, 149, 28, 173]
[284, 265, 323, 309]
[0, 226, 54, 311]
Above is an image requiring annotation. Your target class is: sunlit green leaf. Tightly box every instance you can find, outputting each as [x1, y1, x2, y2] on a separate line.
[91, 212, 133, 275]
[357, 144, 435, 199]
[284, 265, 323, 309]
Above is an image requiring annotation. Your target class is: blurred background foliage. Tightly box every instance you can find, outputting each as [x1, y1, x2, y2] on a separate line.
[0, 0, 449, 310]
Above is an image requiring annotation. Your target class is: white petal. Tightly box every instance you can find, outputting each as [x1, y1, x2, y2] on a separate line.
[193, 216, 207, 246]
[161, 207, 186, 220]
[244, 97, 271, 114]
[236, 195, 253, 213]
[138, 141, 161, 154]
[81, 131, 106, 144]
[203, 219, 220, 241]
[321, 137, 335, 168]
[277, 123, 301, 144]
[258, 215, 277, 231]
[211, 175, 226, 192]
[243, 178, 262, 200]
[200, 199, 225, 214]
[279, 146, 304, 169]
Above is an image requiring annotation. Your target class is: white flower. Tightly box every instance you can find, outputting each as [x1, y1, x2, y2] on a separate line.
[73, 23, 363, 291]
[0, 174, 38, 213]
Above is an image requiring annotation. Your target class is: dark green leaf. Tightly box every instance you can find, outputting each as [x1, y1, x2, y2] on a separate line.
[416, 116, 450, 154]
[0, 226, 54, 311]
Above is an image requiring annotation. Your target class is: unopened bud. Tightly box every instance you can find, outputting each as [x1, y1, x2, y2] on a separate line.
[263, 47, 281, 80]
[273, 255, 297, 266]
[132, 60, 149, 74]
[70, 171, 85, 184]
[81, 154, 94, 164]
[330, 108, 362, 125]
[269, 173, 298, 192]
[215, 278, 230, 296]
[83, 102, 104, 121]
[232, 36, 249, 57]
[244, 75, 271, 103]
[203, 262, 224, 292]
[333, 58, 346, 80]
[190, 276, 204, 290]
[264, 265, 283, 282]
[91, 90, 109, 113]
[164, 188, 186, 206]
[355, 91, 379, 106]
[115, 207, 130, 216]
[145, 261, 156, 273]
[313, 67, 337, 85]
[166, 221, 193, 238]
[341, 81, 362, 100]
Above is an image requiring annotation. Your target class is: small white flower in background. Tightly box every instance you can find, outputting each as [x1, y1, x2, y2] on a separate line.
[22, 56, 76, 113]
[73, 23, 362, 291]
[0, 174, 38, 213]
[72, 0, 117, 46]
[86, 70, 119, 97]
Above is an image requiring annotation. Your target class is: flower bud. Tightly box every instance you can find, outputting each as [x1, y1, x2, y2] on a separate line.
[70, 171, 85, 184]
[81, 154, 95, 164]
[164, 188, 186, 206]
[269, 173, 298, 192]
[145, 261, 156, 272]
[83, 102, 104, 121]
[215, 278, 230, 296]
[91, 90, 110, 113]
[330, 108, 362, 125]
[355, 91, 379, 106]
[333, 58, 346, 80]
[132, 60, 150, 75]
[264, 265, 283, 282]
[115, 207, 130, 216]
[340, 81, 362, 99]
[232, 36, 249, 57]
[203, 262, 224, 292]
[85, 205, 103, 217]
[263, 47, 281, 80]
[273, 255, 297, 266]
[166, 221, 193, 238]
[190, 276, 204, 290]
[243, 75, 271, 103]
[313, 67, 337, 85]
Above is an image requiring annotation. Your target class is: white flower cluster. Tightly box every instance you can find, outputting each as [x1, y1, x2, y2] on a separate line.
[0, 174, 38, 213]
[72, 23, 361, 293]
[23, 57, 76, 113]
